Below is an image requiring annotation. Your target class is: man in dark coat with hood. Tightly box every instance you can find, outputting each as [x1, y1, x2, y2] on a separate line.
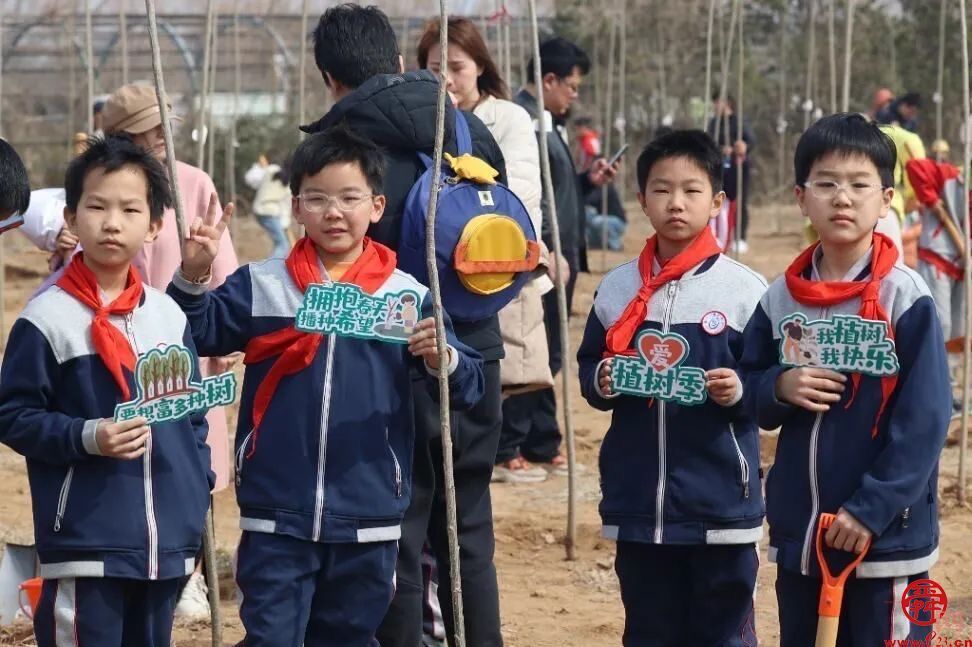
[302, 5, 506, 646]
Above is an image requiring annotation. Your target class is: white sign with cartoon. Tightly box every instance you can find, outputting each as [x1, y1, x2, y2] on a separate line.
[778, 313, 899, 377]
[295, 282, 422, 344]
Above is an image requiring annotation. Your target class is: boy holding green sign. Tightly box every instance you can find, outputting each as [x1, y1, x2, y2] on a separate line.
[577, 130, 767, 645]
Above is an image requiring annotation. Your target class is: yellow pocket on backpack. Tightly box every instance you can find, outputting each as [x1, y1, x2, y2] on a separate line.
[454, 214, 540, 295]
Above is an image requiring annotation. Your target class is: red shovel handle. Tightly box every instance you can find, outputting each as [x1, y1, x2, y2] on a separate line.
[815, 512, 871, 618]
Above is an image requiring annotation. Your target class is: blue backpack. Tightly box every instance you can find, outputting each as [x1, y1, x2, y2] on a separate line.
[398, 111, 540, 322]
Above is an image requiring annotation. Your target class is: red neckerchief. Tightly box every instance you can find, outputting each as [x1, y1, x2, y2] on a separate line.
[784, 233, 899, 437]
[242, 236, 397, 456]
[604, 229, 721, 355]
[56, 253, 143, 401]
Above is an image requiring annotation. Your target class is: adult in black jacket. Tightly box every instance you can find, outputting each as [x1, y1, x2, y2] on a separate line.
[706, 94, 755, 252]
[497, 38, 615, 478]
[303, 5, 506, 646]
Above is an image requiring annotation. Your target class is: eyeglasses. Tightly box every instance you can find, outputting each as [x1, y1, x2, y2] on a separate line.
[297, 192, 374, 214]
[803, 180, 886, 200]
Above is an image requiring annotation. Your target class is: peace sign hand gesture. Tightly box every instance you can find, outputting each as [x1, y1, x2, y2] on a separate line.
[181, 192, 233, 282]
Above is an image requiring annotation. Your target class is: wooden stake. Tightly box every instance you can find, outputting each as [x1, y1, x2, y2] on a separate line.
[734, 0, 744, 252]
[803, 0, 818, 130]
[702, 0, 716, 129]
[600, 10, 618, 271]
[828, 0, 836, 113]
[840, 0, 855, 113]
[206, 9, 219, 177]
[299, 0, 310, 137]
[197, 0, 216, 169]
[143, 1, 222, 643]
[84, 0, 94, 136]
[527, 0, 579, 561]
[230, 0, 240, 209]
[120, 0, 128, 85]
[775, 4, 788, 234]
[936, 0, 947, 142]
[959, 0, 971, 505]
[67, 6, 77, 160]
[426, 4, 466, 645]
[617, 0, 626, 205]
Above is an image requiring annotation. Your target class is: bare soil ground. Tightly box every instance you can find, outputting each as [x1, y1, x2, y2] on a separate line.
[2, 204, 971, 646]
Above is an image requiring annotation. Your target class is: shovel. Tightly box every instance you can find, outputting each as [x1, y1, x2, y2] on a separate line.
[814, 512, 872, 647]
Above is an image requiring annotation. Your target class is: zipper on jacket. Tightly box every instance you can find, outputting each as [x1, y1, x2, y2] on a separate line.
[53, 467, 75, 532]
[901, 507, 911, 528]
[312, 334, 337, 542]
[235, 430, 255, 486]
[728, 423, 751, 499]
[386, 427, 403, 498]
[799, 304, 829, 576]
[126, 313, 159, 579]
[654, 282, 679, 544]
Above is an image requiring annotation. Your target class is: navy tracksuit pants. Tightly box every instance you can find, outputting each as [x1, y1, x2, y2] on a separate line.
[33, 577, 181, 647]
[776, 569, 934, 646]
[614, 541, 759, 646]
[236, 531, 397, 646]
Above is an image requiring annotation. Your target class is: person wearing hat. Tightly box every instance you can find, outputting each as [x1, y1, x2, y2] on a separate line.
[102, 83, 240, 618]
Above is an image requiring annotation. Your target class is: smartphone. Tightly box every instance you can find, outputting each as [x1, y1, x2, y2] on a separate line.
[607, 143, 629, 166]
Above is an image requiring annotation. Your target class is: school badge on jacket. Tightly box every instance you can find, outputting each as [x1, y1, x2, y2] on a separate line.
[114, 344, 237, 424]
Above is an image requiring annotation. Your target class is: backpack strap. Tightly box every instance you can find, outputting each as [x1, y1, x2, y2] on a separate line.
[417, 107, 472, 168]
[455, 110, 473, 155]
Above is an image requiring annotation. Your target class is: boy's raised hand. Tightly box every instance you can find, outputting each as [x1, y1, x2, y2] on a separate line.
[408, 317, 452, 370]
[706, 368, 741, 406]
[598, 358, 614, 396]
[96, 416, 150, 460]
[825, 507, 872, 554]
[181, 193, 233, 282]
[775, 367, 846, 412]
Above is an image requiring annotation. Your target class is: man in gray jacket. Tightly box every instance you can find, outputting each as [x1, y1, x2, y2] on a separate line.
[497, 37, 615, 479]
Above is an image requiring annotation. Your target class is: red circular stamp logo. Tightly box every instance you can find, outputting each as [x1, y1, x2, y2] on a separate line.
[901, 578, 948, 626]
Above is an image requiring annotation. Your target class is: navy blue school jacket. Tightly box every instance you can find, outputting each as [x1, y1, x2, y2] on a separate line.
[0, 285, 213, 581]
[739, 247, 950, 578]
[577, 253, 767, 545]
[167, 258, 484, 544]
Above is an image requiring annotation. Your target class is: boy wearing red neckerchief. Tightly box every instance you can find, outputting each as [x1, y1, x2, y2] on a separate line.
[577, 130, 767, 645]
[0, 136, 214, 646]
[167, 126, 484, 645]
[740, 113, 950, 644]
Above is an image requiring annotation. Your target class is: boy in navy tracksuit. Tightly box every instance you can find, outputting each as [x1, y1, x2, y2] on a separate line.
[167, 126, 484, 646]
[740, 113, 950, 644]
[0, 137, 214, 646]
[577, 130, 766, 646]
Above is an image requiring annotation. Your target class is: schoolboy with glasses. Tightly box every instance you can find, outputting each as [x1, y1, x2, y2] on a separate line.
[167, 125, 484, 645]
[739, 113, 950, 644]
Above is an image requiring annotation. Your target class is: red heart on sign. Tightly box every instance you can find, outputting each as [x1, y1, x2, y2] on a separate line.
[637, 332, 688, 372]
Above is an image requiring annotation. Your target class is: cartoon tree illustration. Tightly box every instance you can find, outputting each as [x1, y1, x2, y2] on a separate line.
[140, 359, 155, 400]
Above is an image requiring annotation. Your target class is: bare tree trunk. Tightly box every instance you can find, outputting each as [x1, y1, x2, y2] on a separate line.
[601, 10, 618, 270]
[527, 0, 579, 562]
[775, 3, 787, 233]
[67, 7, 77, 160]
[144, 2, 222, 643]
[426, 4, 466, 644]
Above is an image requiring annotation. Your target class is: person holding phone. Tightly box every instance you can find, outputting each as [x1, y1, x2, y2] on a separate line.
[585, 141, 629, 251]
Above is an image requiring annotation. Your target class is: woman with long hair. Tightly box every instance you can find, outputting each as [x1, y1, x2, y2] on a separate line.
[418, 18, 554, 486]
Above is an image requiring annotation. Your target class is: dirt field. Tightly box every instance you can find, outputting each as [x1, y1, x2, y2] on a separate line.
[2, 203, 972, 646]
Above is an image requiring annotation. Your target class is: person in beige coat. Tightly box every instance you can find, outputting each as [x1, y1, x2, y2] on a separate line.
[419, 17, 554, 484]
